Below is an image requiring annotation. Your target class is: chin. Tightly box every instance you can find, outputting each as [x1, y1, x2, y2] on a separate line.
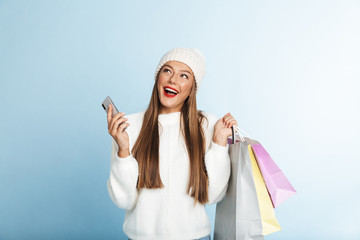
[160, 100, 180, 110]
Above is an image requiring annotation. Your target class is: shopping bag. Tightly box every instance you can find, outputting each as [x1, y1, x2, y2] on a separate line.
[214, 140, 264, 240]
[214, 131, 282, 239]
[247, 143, 281, 235]
[251, 143, 297, 208]
[234, 128, 281, 234]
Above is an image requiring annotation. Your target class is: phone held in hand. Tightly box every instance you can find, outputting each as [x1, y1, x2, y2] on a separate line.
[102, 96, 119, 117]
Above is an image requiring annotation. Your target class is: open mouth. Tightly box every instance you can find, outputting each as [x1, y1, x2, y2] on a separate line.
[163, 87, 179, 98]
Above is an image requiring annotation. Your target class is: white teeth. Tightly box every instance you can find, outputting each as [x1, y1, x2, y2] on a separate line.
[164, 87, 178, 94]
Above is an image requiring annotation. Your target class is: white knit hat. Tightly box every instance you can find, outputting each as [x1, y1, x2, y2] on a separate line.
[154, 47, 206, 91]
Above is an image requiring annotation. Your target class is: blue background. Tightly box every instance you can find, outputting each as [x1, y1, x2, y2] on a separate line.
[1, 0, 359, 239]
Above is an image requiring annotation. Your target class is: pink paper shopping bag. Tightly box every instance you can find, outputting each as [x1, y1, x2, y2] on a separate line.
[251, 143, 296, 208]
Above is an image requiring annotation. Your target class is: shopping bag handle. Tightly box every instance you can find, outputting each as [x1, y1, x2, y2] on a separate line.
[231, 125, 250, 143]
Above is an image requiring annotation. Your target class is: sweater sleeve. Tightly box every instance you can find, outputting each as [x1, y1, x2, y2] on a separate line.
[107, 138, 139, 210]
[203, 112, 231, 205]
[205, 140, 231, 205]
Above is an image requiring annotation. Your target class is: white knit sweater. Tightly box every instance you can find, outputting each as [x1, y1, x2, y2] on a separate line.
[107, 110, 230, 240]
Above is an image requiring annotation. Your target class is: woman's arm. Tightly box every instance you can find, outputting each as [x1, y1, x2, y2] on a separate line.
[202, 112, 234, 205]
[205, 139, 231, 205]
[107, 138, 139, 210]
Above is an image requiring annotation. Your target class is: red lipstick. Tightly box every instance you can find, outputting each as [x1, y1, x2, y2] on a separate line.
[163, 86, 179, 98]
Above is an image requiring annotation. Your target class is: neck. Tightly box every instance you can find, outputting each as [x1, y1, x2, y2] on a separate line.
[159, 106, 182, 114]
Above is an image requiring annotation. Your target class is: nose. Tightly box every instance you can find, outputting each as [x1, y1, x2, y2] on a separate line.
[168, 74, 176, 84]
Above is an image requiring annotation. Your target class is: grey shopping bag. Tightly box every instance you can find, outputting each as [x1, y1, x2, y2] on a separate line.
[214, 139, 264, 240]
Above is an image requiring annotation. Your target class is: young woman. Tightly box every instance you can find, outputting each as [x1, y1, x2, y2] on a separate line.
[106, 47, 238, 240]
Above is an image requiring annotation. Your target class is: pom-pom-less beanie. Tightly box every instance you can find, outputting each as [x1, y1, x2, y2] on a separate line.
[154, 47, 206, 91]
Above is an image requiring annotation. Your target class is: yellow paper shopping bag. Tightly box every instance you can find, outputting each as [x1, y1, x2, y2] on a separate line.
[248, 144, 282, 235]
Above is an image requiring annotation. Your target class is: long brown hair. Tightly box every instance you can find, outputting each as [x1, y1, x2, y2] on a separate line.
[131, 70, 209, 204]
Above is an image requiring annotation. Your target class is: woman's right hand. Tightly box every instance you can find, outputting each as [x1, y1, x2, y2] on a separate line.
[107, 104, 130, 157]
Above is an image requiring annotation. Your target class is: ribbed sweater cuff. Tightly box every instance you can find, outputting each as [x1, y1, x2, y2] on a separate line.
[115, 153, 132, 162]
[210, 140, 229, 153]
[114, 153, 138, 170]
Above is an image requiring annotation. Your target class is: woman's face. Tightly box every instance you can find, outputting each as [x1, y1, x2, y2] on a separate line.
[157, 61, 195, 114]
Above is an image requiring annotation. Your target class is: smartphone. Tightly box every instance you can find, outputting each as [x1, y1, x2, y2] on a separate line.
[102, 96, 119, 117]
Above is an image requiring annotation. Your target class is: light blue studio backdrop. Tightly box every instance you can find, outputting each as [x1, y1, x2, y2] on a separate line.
[1, 0, 359, 239]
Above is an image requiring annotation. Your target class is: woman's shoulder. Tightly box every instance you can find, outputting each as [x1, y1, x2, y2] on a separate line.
[124, 110, 146, 123]
[121, 110, 146, 144]
[200, 111, 218, 121]
[199, 110, 219, 130]
[123, 110, 146, 131]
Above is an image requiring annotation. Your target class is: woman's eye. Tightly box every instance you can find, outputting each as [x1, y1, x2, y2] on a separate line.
[163, 68, 171, 73]
[181, 74, 188, 79]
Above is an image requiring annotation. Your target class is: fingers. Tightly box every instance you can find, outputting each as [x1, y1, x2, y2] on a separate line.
[222, 112, 238, 128]
[227, 119, 238, 128]
[109, 113, 128, 134]
[107, 104, 113, 126]
[119, 122, 130, 133]
[108, 111, 124, 128]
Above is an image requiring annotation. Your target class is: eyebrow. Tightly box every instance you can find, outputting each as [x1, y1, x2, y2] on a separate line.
[163, 64, 193, 76]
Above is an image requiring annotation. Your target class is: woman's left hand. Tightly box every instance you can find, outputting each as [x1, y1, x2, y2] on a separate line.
[213, 112, 238, 146]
